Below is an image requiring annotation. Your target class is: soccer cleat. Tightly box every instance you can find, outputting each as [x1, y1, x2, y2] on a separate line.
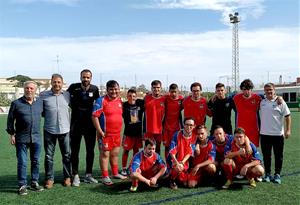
[235, 174, 244, 179]
[273, 174, 281, 184]
[72, 175, 81, 187]
[262, 174, 272, 183]
[112, 173, 127, 180]
[129, 186, 138, 192]
[30, 182, 44, 192]
[63, 178, 71, 187]
[249, 178, 256, 188]
[170, 181, 178, 190]
[44, 180, 54, 189]
[102, 176, 113, 186]
[121, 169, 128, 176]
[256, 176, 263, 182]
[84, 174, 98, 184]
[222, 180, 233, 189]
[18, 185, 28, 196]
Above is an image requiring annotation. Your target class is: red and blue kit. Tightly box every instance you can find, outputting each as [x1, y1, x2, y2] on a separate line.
[183, 96, 210, 126]
[233, 93, 261, 146]
[144, 94, 166, 140]
[224, 141, 262, 180]
[167, 130, 196, 182]
[188, 140, 216, 181]
[163, 95, 184, 147]
[209, 134, 233, 164]
[130, 151, 166, 179]
[92, 95, 123, 150]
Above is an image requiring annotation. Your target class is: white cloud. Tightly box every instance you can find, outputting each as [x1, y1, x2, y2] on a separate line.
[10, 0, 81, 6]
[0, 27, 298, 90]
[137, 0, 265, 25]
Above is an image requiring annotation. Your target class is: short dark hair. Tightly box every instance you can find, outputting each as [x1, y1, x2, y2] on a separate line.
[127, 88, 137, 94]
[215, 83, 225, 89]
[190, 82, 202, 91]
[151, 80, 162, 87]
[213, 125, 224, 132]
[234, 127, 246, 135]
[51, 73, 63, 81]
[106, 80, 119, 88]
[183, 117, 194, 124]
[264, 82, 275, 89]
[169, 83, 178, 90]
[80, 69, 92, 76]
[240, 79, 254, 90]
[145, 139, 156, 147]
[195, 125, 207, 130]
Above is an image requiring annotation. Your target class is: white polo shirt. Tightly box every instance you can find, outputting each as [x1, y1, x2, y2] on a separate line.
[259, 96, 290, 136]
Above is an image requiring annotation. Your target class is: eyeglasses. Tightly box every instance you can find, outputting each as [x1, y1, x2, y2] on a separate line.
[185, 123, 194, 127]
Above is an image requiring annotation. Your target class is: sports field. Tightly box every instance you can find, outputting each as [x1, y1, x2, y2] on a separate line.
[0, 112, 299, 205]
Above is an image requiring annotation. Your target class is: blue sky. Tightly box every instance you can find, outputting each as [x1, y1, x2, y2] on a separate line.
[0, 0, 299, 90]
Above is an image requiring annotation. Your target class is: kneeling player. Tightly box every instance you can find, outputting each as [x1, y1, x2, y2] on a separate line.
[129, 139, 166, 192]
[188, 125, 216, 188]
[222, 127, 264, 189]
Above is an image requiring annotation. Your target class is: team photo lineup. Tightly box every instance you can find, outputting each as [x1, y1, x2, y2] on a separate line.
[6, 69, 292, 196]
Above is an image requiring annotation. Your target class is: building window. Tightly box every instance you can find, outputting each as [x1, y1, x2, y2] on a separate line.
[290, 92, 296, 102]
[282, 93, 289, 102]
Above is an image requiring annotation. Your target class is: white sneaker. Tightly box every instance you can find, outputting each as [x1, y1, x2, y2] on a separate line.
[72, 175, 80, 187]
[102, 176, 113, 186]
[256, 176, 263, 182]
[120, 169, 128, 176]
[112, 173, 127, 180]
[84, 174, 98, 184]
[235, 174, 244, 179]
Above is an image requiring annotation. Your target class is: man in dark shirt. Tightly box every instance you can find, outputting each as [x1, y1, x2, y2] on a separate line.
[121, 88, 144, 176]
[6, 81, 44, 195]
[208, 83, 235, 136]
[67, 69, 99, 186]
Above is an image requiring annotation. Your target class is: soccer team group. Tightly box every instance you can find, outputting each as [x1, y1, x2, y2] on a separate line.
[6, 69, 291, 195]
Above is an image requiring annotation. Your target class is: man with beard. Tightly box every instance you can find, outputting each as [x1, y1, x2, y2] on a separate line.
[67, 69, 99, 186]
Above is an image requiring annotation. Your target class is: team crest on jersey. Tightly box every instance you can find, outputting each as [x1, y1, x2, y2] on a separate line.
[199, 104, 204, 109]
[160, 102, 165, 107]
[118, 103, 122, 107]
[178, 101, 182, 105]
[89, 92, 93, 97]
[251, 100, 256, 104]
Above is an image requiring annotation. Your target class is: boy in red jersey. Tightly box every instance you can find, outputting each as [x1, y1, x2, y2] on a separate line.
[167, 118, 196, 189]
[222, 127, 264, 189]
[92, 80, 126, 186]
[129, 139, 166, 192]
[163, 83, 184, 159]
[144, 80, 166, 154]
[187, 125, 216, 188]
[183, 82, 211, 126]
[233, 79, 261, 147]
[121, 89, 144, 176]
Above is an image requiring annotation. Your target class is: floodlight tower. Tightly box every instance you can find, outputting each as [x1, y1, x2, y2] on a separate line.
[229, 12, 240, 92]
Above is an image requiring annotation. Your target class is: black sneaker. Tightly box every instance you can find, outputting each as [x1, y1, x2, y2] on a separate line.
[18, 185, 28, 196]
[30, 182, 44, 192]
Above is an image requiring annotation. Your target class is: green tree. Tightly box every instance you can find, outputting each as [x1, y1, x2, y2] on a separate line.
[7, 75, 33, 87]
[0, 93, 11, 106]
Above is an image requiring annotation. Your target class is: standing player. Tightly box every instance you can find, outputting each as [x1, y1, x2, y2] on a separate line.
[233, 79, 261, 147]
[208, 83, 235, 135]
[187, 125, 216, 188]
[121, 88, 144, 176]
[222, 127, 264, 189]
[67, 69, 99, 186]
[163, 83, 184, 159]
[259, 83, 291, 184]
[183, 82, 211, 126]
[92, 80, 126, 186]
[167, 118, 196, 189]
[6, 81, 44, 195]
[129, 139, 166, 192]
[144, 80, 166, 154]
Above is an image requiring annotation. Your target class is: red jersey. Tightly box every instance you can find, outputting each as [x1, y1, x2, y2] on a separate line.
[164, 95, 183, 132]
[92, 95, 123, 137]
[183, 96, 210, 126]
[209, 134, 233, 163]
[233, 93, 261, 146]
[130, 151, 166, 173]
[144, 94, 166, 134]
[191, 141, 216, 167]
[169, 131, 196, 164]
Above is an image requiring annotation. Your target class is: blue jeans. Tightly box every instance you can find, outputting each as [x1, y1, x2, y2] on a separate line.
[44, 130, 71, 180]
[16, 142, 41, 187]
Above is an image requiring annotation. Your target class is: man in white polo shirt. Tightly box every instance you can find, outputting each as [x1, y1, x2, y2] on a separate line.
[259, 83, 291, 184]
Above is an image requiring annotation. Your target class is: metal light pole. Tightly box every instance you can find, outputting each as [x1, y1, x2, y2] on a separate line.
[229, 12, 240, 92]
